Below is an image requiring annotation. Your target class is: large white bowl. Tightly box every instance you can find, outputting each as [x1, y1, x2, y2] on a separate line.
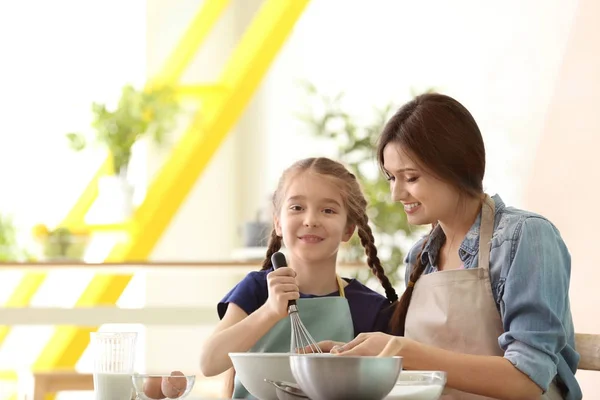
[386, 370, 447, 400]
[229, 352, 294, 400]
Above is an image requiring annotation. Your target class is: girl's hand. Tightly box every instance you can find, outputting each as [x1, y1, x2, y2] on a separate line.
[264, 267, 299, 319]
[332, 332, 414, 357]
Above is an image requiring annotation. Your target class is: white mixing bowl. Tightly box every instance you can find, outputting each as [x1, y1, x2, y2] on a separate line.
[229, 352, 294, 400]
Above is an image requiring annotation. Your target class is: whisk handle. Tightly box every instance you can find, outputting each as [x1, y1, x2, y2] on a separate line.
[271, 252, 297, 308]
[271, 252, 287, 269]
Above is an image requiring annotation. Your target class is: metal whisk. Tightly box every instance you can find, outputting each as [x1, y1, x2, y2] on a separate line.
[271, 252, 322, 354]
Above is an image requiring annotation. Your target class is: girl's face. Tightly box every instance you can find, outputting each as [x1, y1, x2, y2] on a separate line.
[382, 142, 462, 226]
[275, 171, 355, 265]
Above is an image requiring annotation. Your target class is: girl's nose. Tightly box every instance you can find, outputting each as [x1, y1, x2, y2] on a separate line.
[303, 213, 320, 227]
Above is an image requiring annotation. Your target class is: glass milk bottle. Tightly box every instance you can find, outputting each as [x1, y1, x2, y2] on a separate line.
[91, 332, 137, 400]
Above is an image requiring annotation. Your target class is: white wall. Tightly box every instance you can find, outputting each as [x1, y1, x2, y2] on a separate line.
[142, 0, 242, 392]
[523, 0, 600, 393]
[0, 0, 147, 234]
[146, 0, 239, 261]
[257, 0, 578, 208]
[0, 0, 582, 262]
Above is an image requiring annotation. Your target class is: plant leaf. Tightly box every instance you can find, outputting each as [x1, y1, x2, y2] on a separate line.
[65, 133, 87, 151]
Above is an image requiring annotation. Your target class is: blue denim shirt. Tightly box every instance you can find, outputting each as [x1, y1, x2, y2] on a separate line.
[404, 194, 581, 399]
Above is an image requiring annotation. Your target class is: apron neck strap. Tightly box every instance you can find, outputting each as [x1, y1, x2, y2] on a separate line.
[479, 194, 495, 271]
[336, 275, 346, 298]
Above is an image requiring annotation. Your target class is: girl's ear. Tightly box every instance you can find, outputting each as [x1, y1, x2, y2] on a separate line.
[342, 224, 356, 242]
[274, 215, 282, 237]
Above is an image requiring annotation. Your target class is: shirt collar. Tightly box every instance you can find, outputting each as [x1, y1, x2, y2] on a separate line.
[420, 194, 504, 265]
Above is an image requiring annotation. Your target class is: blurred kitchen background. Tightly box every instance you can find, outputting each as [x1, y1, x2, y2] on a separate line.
[0, 0, 598, 398]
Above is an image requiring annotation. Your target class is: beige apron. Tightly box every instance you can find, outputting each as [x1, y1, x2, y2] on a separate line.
[404, 195, 563, 400]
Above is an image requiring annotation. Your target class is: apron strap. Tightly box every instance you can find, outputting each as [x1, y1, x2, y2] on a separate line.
[336, 275, 346, 298]
[479, 194, 495, 272]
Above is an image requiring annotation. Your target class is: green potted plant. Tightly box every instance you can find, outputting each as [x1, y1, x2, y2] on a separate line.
[0, 214, 19, 261]
[66, 84, 181, 221]
[0, 214, 31, 262]
[297, 83, 426, 288]
[32, 224, 91, 261]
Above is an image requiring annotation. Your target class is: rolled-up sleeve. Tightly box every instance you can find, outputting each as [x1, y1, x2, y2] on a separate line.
[498, 217, 570, 391]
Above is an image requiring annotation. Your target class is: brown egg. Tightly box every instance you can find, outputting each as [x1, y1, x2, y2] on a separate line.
[161, 371, 187, 399]
[143, 376, 166, 399]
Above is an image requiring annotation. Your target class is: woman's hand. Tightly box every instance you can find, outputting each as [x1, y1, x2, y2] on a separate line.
[264, 267, 299, 319]
[306, 340, 347, 353]
[332, 332, 419, 359]
[331, 332, 397, 356]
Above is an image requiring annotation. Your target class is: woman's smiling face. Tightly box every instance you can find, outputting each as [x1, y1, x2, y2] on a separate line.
[382, 141, 462, 226]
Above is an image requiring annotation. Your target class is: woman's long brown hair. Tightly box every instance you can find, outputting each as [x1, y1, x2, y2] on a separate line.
[377, 93, 486, 335]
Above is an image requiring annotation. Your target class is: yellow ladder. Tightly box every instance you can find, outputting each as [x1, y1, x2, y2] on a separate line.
[0, 0, 310, 398]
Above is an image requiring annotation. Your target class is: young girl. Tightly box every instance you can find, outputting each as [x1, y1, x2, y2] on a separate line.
[199, 157, 398, 398]
[323, 94, 581, 400]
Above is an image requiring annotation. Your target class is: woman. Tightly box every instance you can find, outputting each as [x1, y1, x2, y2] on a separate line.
[321, 94, 581, 400]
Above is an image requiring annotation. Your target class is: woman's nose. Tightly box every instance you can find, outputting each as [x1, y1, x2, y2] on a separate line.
[391, 181, 406, 202]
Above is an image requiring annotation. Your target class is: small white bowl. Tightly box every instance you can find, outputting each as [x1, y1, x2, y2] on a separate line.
[229, 353, 294, 400]
[386, 370, 447, 400]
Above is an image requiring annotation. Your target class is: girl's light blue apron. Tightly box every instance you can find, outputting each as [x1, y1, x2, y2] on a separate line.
[233, 276, 355, 399]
